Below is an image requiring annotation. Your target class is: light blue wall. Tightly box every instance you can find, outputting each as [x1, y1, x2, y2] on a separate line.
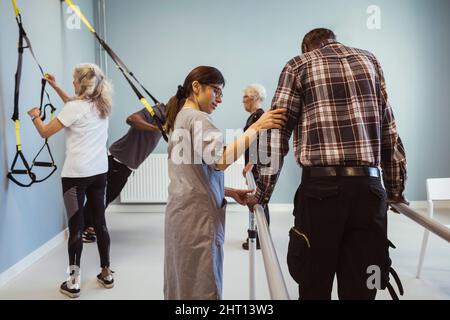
[104, 0, 450, 203]
[0, 0, 96, 273]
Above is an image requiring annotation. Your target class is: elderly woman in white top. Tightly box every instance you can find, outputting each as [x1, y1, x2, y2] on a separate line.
[241, 83, 271, 250]
[28, 63, 113, 298]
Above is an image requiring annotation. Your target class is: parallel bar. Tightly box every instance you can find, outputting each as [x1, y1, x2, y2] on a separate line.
[246, 172, 290, 300]
[245, 179, 257, 300]
[246, 168, 257, 300]
[248, 211, 256, 300]
[391, 203, 450, 243]
[254, 205, 290, 300]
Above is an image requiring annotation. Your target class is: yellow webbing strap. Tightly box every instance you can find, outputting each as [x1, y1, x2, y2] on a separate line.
[65, 0, 96, 33]
[65, 0, 162, 131]
[15, 120, 21, 151]
[11, 0, 20, 17]
[140, 98, 156, 117]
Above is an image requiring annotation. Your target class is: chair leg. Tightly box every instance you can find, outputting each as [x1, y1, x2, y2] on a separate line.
[416, 229, 430, 278]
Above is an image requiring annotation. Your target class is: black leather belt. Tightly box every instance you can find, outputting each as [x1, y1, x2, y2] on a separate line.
[304, 166, 380, 177]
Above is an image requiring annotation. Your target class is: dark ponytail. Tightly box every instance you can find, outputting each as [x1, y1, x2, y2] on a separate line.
[165, 66, 225, 132]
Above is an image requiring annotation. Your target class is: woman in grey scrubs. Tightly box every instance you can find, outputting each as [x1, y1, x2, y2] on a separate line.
[164, 66, 287, 299]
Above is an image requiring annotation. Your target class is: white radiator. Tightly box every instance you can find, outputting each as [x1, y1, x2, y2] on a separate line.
[120, 154, 246, 203]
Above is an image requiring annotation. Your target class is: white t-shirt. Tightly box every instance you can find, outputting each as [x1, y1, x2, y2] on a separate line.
[57, 100, 109, 178]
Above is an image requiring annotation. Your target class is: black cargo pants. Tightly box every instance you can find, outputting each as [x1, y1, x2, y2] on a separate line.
[287, 170, 391, 300]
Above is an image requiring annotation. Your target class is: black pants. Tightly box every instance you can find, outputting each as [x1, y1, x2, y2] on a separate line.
[62, 173, 110, 268]
[84, 155, 132, 229]
[287, 172, 390, 300]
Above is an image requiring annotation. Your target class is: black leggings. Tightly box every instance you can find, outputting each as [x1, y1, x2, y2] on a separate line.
[84, 155, 132, 229]
[62, 173, 110, 268]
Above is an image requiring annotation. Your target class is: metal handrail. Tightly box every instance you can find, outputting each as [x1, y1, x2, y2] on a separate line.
[245, 172, 290, 300]
[391, 203, 450, 243]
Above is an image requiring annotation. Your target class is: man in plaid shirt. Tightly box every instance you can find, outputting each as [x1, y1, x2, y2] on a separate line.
[249, 28, 407, 299]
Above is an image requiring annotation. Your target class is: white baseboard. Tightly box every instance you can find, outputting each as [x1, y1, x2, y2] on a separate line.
[407, 201, 450, 209]
[107, 204, 167, 213]
[409, 201, 427, 209]
[432, 200, 450, 208]
[0, 229, 68, 288]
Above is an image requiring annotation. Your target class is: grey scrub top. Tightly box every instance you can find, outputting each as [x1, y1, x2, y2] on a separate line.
[164, 107, 227, 300]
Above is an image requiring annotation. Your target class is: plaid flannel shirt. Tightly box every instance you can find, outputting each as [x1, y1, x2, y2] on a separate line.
[255, 40, 407, 203]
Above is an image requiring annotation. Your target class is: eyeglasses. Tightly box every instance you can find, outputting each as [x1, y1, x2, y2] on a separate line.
[208, 84, 223, 98]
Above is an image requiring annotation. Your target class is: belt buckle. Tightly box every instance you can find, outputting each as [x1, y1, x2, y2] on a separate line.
[368, 167, 379, 177]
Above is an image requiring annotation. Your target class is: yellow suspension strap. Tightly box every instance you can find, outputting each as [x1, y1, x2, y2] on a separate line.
[7, 0, 57, 187]
[64, 0, 168, 142]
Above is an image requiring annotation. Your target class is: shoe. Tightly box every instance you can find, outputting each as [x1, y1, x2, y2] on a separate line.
[242, 238, 260, 250]
[60, 267, 81, 298]
[82, 230, 96, 243]
[97, 269, 114, 289]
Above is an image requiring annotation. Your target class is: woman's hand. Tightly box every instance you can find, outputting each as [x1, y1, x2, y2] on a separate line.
[252, 108, 287, 131]
[226, 188, 254, 205]
[44, 73, 57, 88]
[27, 107, 41, 119]
[43, 73, 71, 103]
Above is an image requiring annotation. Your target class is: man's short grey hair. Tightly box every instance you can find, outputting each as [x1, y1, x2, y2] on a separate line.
[244, 83, 267, 102]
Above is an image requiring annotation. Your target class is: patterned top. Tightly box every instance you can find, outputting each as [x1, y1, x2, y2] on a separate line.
[255, 39, 407, 203]
[244, 108, 265, 165]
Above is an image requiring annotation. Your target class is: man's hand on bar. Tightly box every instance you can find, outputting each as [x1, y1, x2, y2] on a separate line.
[388, 195, 410, 213]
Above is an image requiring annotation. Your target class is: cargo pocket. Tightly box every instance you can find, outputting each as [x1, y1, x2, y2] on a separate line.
[368, 183, 389, 227]
[287, 226, 311, 286]
[369, 184, 387, 202]
[364, 184, 396, 296]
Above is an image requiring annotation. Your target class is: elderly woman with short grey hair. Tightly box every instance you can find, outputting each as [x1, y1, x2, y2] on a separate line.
[241, 83, 271, 250]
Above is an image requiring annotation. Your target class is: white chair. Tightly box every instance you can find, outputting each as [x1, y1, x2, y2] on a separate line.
[416, 178, 450, 278]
